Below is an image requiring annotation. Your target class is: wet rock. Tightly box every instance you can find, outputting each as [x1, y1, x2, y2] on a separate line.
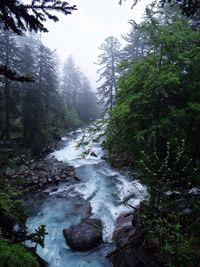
[122, 194, 136, 204]
[54, 176, 61, 182]
[60, 174, 67, 179]
[113, 212, 136, 248]
[109, 211, 162, 267]
[63, 218, 102, 251]
[65, 165, 75, 171]
[189, 187, 200, 195]
[67, 171, 75, 177]
[5, 156, 79, 192]
[64, 176, 76, 182]
[75, 176, 81, 181]
[101, 155, 108, 160]
[18, 165, 29, 174]
[51, 188, 58, 192]
[32, 176, 39, 184]
[5, 167, 16, 177]
[47, 178, 52, 183]
[40, 178, 48, 185]
[90, 152, 97, 157]
[38, 171, 50, 179]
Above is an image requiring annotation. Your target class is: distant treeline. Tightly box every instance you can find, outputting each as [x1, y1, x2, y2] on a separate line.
[0, 32, 98, 154]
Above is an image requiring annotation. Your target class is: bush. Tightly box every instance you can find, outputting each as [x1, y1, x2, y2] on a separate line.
[0, 242, 39, 267]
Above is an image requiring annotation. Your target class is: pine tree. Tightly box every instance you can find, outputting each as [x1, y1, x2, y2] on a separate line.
[62, 56, 81, 109]
[119, 0, 200, 16]
[19, 35, 38, 146]
[77, 77, 97, 122]
[96, 36, 121, 112]
[0, 0, 76, 81]
[0, 30, 21, 140]
[122, 25, 147, 62]
[62, 56, 98, 124]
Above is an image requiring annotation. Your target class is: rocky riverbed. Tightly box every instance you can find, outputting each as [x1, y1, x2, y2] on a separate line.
[4, 129, 147, 267]
[4, 156, 79, 192]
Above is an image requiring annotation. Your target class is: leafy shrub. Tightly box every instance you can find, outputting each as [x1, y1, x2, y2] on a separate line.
[0, 242, 39, 267]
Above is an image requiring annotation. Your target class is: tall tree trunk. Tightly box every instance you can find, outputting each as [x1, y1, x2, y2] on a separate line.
[110, 42, 116, 111]
[23, 86, 28, 145]
[4, 31, 11, 141]
[4, 78, 10, 141]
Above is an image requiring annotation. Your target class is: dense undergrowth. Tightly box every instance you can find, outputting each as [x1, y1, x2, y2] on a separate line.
[0, 174, 47, 267]
[106, 4, 200, 267]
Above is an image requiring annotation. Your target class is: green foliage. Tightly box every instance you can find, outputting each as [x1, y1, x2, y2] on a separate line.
[96, 36, 121, 112]
[31, 129, 51, 156]
[140, 202, 197, 267]
[107, 14, 200, 182]
[106, 5, 200, 266]
[0, 179, 48, 256]
[119, 0, 200, 17]
[0, 0, 76, 35]
[0, 192, 27, 227]
[139, 139, 198, 191]
[62, 56, 98, 125]
[138, 142, 200, 266]
[0, 34, 98, 154]
[0, 242, 39, 267]
[29, 225, 48, 249]
[64, 109, 82, 128]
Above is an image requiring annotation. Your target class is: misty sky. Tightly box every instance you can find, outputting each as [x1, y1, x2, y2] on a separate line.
[42, 0, 152, 89]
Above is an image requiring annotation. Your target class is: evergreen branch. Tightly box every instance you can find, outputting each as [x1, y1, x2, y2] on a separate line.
[118, 0, 200, 16]
[0, 0, 77, 35]
[0, 64, 33, 82]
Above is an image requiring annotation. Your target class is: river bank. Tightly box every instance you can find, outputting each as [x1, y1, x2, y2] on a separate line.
[25, 128, 147, 267]
[1, 128, 148, 267]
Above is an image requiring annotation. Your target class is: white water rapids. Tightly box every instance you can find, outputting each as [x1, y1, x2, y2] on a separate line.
[27, 128, 146, 267]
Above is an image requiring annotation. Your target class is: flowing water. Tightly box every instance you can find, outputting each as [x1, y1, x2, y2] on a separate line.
[27, 128, 146, 267]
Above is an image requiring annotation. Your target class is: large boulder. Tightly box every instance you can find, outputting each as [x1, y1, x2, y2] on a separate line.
[110, 212, 161, 267]
[63, 218, 102, 251]
[113, 212, 136, 248]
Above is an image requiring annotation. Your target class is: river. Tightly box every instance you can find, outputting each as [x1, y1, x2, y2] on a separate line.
[27, 128, 146, 267]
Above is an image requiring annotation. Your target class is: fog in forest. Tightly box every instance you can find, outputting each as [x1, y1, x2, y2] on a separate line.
[0, 1, 200, 267]
[42, 0, 151, 88]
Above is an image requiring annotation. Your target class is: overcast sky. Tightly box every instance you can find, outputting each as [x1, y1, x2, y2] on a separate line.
[42, 0, 152, 89]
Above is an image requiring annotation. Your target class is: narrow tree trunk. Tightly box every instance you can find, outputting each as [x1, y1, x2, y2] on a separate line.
[4, 78, 10, 141]
[23, 86, 28, 145]
[110, 42, 116, 111]
[4, 31, 11, 141]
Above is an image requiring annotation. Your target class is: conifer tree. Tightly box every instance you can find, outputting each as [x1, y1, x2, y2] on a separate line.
[0, 30, 21, 140]
[0, 0, 76, 81]
[96, 36, 121, 112]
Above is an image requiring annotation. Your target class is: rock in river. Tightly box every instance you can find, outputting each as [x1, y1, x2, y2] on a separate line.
[90, 151, 97, 157]
[63, 218, 102, 251]
[112, 212, 136, 248]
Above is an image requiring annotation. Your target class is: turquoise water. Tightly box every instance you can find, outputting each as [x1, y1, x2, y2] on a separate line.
[27, 129, 146, 267]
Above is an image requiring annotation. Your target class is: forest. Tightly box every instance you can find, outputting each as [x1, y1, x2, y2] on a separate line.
[0, 31, 98, 154]
[0, 1, 199, 267]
